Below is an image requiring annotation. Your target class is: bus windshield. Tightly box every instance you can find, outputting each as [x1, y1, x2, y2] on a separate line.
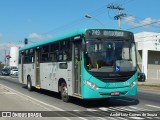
[85, 39, 137, 72]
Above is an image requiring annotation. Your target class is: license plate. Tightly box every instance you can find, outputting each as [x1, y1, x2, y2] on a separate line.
[111, 92, 120, 96]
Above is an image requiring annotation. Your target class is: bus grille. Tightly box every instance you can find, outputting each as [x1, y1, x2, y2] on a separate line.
[90, 71, 136, 82]
[94, 75, 132, 82]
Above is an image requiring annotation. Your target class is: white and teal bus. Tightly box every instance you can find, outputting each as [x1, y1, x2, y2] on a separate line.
[18, 28, 137, 102]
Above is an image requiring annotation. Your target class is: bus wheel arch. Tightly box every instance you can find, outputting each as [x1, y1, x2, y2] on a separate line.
[27, 75, 33, 91]
[58, 78, 70, 102]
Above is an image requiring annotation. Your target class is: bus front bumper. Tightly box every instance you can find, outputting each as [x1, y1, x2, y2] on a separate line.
[82, 84, 137, 99]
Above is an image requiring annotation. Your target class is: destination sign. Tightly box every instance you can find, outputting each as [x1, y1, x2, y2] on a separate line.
[86, 29, 134, 40]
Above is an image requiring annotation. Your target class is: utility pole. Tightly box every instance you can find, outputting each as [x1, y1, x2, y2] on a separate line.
[107, 4, 126, 28]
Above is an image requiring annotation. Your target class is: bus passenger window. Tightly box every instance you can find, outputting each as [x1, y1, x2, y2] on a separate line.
[41, 54, 49, 62]
[50, 42, 59, 62]
[41, 45, 49, 62]
[59, 40, 71, 61]
[63, 51, 68, 61]
[59, 54, 63, 61]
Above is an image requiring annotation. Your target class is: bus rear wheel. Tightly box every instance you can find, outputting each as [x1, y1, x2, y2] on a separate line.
[27, 76, 33, 91]
[61, 82, 70, 102]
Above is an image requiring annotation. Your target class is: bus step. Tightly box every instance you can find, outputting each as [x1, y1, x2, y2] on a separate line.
[73, 93, 82, 99]
[35, 85, 41, 89]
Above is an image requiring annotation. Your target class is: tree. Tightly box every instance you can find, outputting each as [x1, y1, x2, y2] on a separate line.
[0, 63, 4, 69]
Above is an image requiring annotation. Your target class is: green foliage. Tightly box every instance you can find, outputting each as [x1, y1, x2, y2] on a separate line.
[0, 63, 4, 69]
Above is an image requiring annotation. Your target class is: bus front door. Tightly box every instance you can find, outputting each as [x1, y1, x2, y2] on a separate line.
[73, 41, 81, 95]
[35, 49, 40, 87]
[21, 54, 24, 83]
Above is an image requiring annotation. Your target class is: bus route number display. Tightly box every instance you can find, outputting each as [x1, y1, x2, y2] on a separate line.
[87, 29, 125, 38]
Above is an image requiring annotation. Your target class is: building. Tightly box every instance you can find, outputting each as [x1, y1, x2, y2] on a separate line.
[9, 46, 19, 68]
[135, 32, 160, 80]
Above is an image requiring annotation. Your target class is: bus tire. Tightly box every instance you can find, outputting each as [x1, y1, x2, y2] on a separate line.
[27, 76, 33, 91]
[61, 82, 70, 102]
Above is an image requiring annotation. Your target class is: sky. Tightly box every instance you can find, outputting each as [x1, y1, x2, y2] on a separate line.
[0, 0, 160, 63]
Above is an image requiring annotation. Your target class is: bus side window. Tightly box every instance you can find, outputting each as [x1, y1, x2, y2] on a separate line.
[63, 51, 68, 61]
[29, 48, 35, 63]
[23, 49, 35, 64]
[41, 44, 49, 62]
[59, 39, 71, 61]
[49, 53, 54, 61]
[58, 51, 63, 61]
[41, 54, 49, 62]
[50, 42, 59, 62]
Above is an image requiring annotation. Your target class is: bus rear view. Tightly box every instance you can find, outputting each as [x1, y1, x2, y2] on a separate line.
[82, 29, 137, 99]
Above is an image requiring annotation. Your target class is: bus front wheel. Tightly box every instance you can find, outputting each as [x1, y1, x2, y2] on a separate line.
[61, 82, 70, 102]
[27, 76, 33, 91]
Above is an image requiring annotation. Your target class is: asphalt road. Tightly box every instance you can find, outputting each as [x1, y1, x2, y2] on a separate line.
[0, 75, 160, 120]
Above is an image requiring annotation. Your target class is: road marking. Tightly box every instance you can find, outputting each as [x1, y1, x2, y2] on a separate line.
[1, 92, 16, 95]
[146, 104, 160, 109]
[93, 117, 106, 120]
[99, 107, 130, 120]
[117, 117, 128, 120]
[107, 106, 134, 112]
[107, 117, 118, 120]
[129, 117, 144, 120]
[99, 107, 108, 111]
[107, 107, 116, 111]
[87, 109, 110, 119]
[0, 84, 87, 120]
[72, 110, 90, 120]
[73, 110, 80, 111]
[2, 85, 64, 111]
[129, 106, 150, 111]
[100, 107, 146, 120]
[110, 106, 135, 111]
[73, 109, 106, 120]
[87, 109, 98, 111]
[99, 107, 128, 120]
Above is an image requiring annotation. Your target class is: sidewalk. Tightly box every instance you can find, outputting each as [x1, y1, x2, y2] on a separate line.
[0, 83, 66, 119]
[138, 79, 160, 86]
[0, 84, 48, 111]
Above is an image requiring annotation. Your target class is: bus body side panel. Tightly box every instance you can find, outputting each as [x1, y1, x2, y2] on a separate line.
[40, 62, 73, 95]
[40, 63, 57, 91]
[23, 64, 36, 86]
[55, 62, 73, 95]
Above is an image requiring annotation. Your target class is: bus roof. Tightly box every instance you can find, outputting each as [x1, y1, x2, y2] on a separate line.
[19, 28, 88, 51]
[19, 28, 131, 51]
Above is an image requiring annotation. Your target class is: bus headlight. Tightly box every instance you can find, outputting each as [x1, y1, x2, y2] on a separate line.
[84, 80, 99, 90]
[130, 80, 137, 88]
